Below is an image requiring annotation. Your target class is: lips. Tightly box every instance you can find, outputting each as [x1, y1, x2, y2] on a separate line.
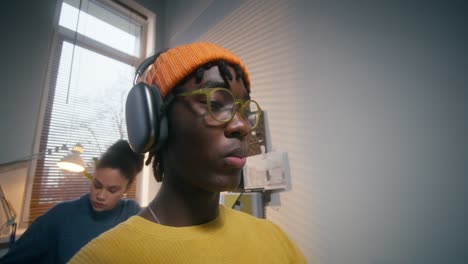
[92, 202, 105, 209]
[223, 147, 247, 169]
[224, 156, 246, 168]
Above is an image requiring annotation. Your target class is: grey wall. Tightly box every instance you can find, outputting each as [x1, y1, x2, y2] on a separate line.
[163, 0, 245, 47]
[161, 0, 467, 263]
[0, 0, 59, 164]
[295, 1, 467, 263]
[164, 0, 213, 46]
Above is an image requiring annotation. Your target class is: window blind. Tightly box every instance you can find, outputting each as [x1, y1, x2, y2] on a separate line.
[29, 0, 147, 224]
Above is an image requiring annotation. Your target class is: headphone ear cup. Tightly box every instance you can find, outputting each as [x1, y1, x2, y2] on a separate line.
[151, 85, 168, 151]
[156, 106, 168, 151]
[127, 50, 169, 154]
[125, 82, 160, 153]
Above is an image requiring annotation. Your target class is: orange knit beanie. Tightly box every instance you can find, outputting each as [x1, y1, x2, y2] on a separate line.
[144, 42, 250, 98]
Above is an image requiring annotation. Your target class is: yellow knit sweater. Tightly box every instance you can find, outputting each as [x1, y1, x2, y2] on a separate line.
[69, 205, 306, 263]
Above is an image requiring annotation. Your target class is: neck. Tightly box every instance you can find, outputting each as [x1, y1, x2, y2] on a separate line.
[149, 180, 220, 227]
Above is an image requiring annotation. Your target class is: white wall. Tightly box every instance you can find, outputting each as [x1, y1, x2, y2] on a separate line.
[162, 0, 467, 263]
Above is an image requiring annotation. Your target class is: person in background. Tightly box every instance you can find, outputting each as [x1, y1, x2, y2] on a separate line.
[0, 140, 144, 264]
[70, 42, 306, 263]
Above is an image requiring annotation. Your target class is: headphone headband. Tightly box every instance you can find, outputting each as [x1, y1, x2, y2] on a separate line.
[134, 49, 169, 85]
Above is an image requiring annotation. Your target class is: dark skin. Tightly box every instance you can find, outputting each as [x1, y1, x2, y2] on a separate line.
[140, 65, 251, 227]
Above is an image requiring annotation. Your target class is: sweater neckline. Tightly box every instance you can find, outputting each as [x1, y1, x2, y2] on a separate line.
[129, 205, 228, 240]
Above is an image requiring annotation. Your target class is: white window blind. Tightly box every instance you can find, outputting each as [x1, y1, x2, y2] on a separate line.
[30, 0, 148, 223]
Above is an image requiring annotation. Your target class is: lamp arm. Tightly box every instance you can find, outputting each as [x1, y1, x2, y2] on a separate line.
[1, 197, 16, 225]
[0, 185, 16, 227]
[83, 171, 93, 180]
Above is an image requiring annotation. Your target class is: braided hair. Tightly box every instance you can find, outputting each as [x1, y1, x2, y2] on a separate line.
[145, 60, 250, 182]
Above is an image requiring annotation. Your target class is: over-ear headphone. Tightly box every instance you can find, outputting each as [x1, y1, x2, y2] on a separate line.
[125, 50, 170, 154]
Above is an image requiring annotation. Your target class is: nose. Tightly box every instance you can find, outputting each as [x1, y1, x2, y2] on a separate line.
[96, 189, 106, 201]
[225, 111, 250, 138]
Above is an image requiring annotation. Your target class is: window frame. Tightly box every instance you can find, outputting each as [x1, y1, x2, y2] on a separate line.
[20, 0, 155, 227]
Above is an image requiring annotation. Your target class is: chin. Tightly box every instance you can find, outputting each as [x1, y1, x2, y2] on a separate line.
[209, 172, 242, 192]
[92, 206, 106, 212]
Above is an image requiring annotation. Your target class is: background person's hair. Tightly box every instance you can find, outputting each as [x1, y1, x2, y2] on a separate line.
[96, 140, 144, 185]
[145, 60, 249, 182]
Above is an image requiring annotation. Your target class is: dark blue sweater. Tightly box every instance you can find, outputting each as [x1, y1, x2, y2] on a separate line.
[0, 194, 141, 264]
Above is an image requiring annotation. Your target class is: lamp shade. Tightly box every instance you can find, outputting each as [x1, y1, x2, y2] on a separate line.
[57, 143, 85, 172]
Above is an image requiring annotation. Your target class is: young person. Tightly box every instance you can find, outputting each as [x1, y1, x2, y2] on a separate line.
[70, 42, 306, 263]
[0, 140, 144, 264]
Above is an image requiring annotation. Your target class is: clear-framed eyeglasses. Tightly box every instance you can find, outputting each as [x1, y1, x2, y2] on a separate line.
[177, 87, 263, 130]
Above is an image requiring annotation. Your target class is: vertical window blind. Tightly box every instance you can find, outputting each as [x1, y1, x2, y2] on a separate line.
[29, 0, 148, 224]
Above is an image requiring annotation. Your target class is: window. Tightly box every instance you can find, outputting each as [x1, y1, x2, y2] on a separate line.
[28, 0, 151, 223]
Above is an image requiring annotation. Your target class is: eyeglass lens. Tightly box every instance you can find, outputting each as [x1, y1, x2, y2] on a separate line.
[208, 89, 259, 128]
